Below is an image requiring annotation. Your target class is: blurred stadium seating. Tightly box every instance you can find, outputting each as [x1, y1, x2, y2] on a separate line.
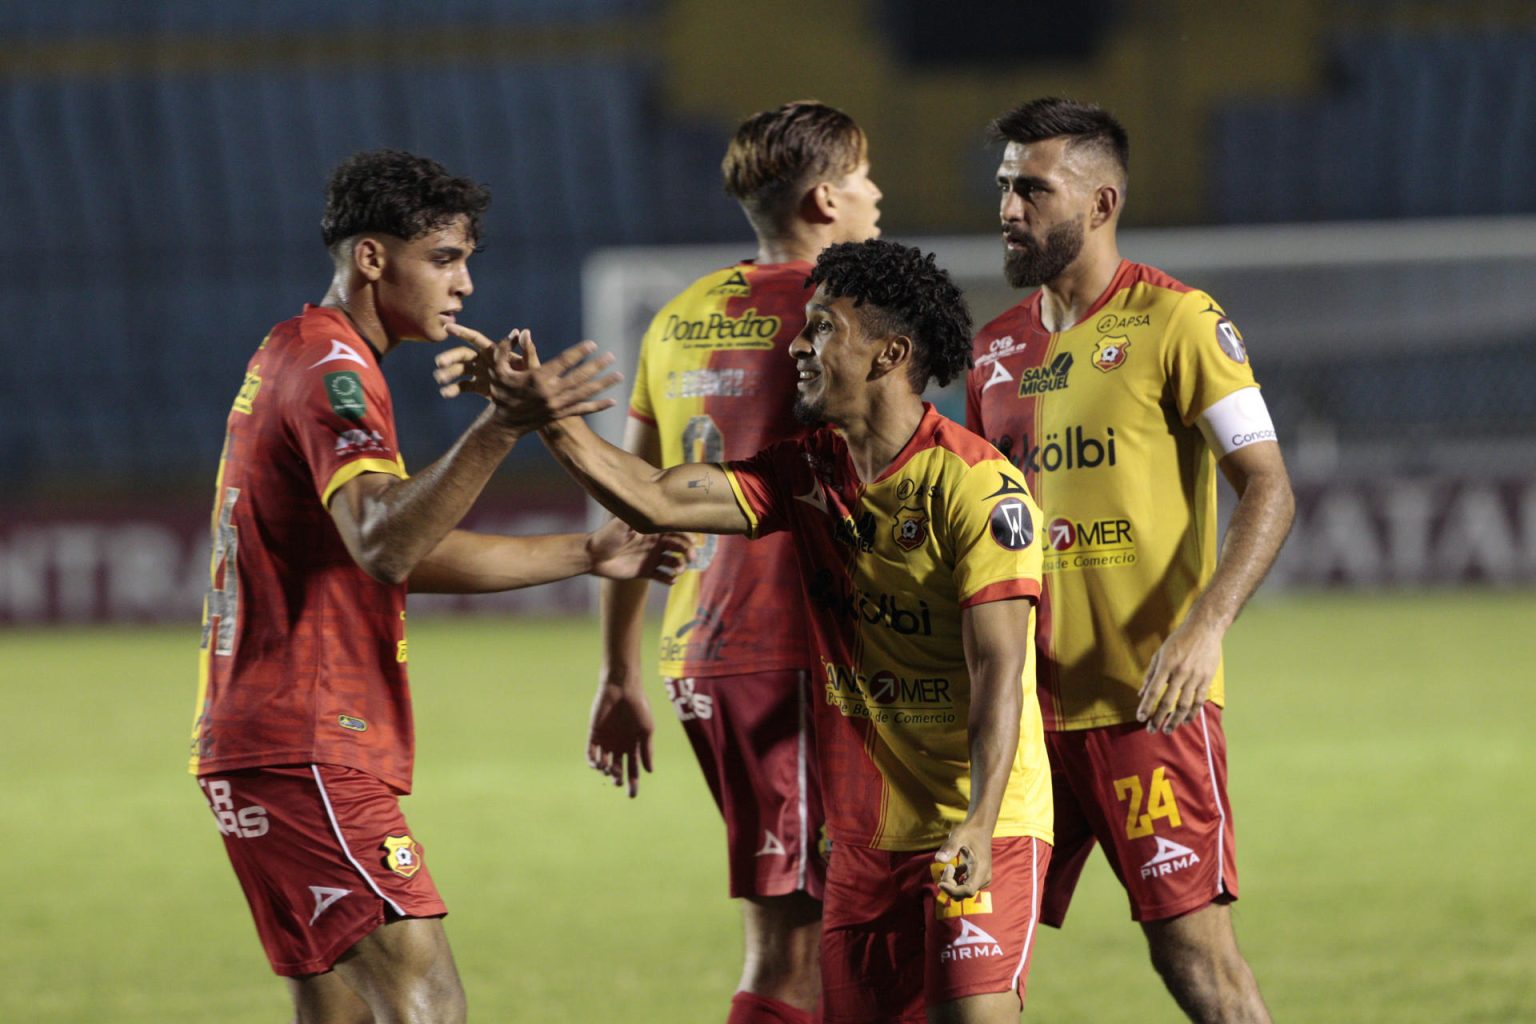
[2, 1, 1533, 622]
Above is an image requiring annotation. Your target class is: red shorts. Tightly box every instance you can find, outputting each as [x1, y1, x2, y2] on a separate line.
[1042, 703, 1238, 925]
[819, 836, 1050, 1023]
[667, 670, 825, 900]
[197, 764, 447, 977]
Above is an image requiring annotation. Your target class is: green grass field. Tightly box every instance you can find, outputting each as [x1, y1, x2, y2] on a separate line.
[4, 593, 1534, 1022]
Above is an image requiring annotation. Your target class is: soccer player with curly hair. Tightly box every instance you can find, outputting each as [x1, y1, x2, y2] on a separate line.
[442, 238, 1055, 1023]
[190, 149, 684, 1023]
[582, 101, 882, 1024]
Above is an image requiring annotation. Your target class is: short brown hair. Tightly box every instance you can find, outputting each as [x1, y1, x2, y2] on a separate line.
[989, 97, 1129, 183]
[722, 100, 866, 234]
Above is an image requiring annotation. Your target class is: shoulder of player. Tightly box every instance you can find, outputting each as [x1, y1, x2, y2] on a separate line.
[925, 414, 1012, 469]
[972, 296, 1036, 347]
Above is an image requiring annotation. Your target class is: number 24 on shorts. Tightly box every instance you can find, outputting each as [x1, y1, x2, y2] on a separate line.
[1113, 767, 1182, 839]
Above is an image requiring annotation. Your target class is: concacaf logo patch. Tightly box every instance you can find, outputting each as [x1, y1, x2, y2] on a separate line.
[892, 506, 929, 551]
[383, 834, 422, 878]
[1092, 336, 1130, 372]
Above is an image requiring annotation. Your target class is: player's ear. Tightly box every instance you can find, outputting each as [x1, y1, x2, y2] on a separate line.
[351, 236, 387, 282]
[801, 180, 837, 225]
[870, 334, 913, 380]
[1090, 182, 1122, 228]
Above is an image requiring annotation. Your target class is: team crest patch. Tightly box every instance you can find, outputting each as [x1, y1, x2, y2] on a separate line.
[1215, 317, 1247, 363]
[325, 371, 367, 419]
[382, 834, 422, 878]
[1092, 336, 1130, 372]
[893, 506, 929, 551]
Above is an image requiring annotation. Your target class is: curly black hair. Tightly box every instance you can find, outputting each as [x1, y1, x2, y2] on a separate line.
[807, 239, 974, 391]
[320, 149, 491, 252]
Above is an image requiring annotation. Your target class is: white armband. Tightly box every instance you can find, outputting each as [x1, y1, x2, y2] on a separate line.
[1197, 387, 1277, 457]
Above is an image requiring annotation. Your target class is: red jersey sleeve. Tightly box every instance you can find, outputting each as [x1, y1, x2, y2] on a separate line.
[281, 342, 407, 508]
[721, 438, 805, 540]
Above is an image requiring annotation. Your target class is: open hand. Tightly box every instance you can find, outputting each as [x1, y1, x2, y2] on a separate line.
[586, 517, 693, 583]
[588, 678, 655, 798]
[1136, 618, 1223, 733]
[433, 326, 621, 434]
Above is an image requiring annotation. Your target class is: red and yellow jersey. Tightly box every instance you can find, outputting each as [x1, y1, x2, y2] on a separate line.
[966, 261, 1260, 730]
[723, 405, 1052, 852]
[630, 260, 814, 678]
[188, 305, 415, 792]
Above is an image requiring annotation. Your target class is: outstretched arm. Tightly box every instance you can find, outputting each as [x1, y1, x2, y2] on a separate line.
[435, 334, 751, 536]
[589, 417, 665, 796]
[1136, 440, 1295, 732]
[404, 517, 688, 594]
[329, 328, 621, 584]
[935, 598, 1031, 900]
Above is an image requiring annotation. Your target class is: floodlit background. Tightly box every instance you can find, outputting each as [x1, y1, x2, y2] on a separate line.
[2, 2, 1534, 1021]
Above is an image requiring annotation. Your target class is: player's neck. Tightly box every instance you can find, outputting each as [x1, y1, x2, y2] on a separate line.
[1037, 244, 1122, 333]
[321, 281, 392, 358]
[839, 394, 924, 484]
[756, 226, 824, 266]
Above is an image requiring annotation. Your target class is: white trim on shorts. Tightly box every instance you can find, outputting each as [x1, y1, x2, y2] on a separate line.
[1009, 837, 1043, 992]
[310, 765, 406, 917]
[1196, 707, 1229, 898]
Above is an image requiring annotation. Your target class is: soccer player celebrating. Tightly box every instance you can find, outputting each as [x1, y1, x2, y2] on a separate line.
[188, 149, 683, 1024]
[966, 98, 1294, 1023]
[440, 239, 1054, 1024]
[585, 100, 881, 1024]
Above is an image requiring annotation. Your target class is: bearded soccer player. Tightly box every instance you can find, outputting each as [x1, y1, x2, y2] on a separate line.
[966, 98, 1294, 1023]
[442, 239, 1053, 1024]
[585, 100, 881, 1024]
[188, 149, 682, 1024]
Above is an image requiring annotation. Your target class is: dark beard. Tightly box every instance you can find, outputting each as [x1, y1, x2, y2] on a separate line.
[1003, 220, 1083, 288]
[793, 393, 826, 427]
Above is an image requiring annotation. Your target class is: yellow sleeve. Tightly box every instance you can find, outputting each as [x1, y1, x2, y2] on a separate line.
[1162, 289, 1261, 425]
[945, 457, 1043, 607]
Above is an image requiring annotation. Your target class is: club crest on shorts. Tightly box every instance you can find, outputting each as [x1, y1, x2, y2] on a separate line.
[382, 834, 422, 878]
[892, 506, 929, 551]
[1092, 335, 1130, 372]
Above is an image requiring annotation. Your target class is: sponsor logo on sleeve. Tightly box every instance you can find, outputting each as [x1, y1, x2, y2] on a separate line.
[1092, 336, 1131, 372]
[310, 339, 369, 369]
[1216, 317, 1247, 363]
[233, 367, 262, 415]
[325, 371, 367, 419]
[334, 428, 390, 457]
[989, 498, 1034, 550]
[337, 715, 367, 732]
[382, 834, 422, 878]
